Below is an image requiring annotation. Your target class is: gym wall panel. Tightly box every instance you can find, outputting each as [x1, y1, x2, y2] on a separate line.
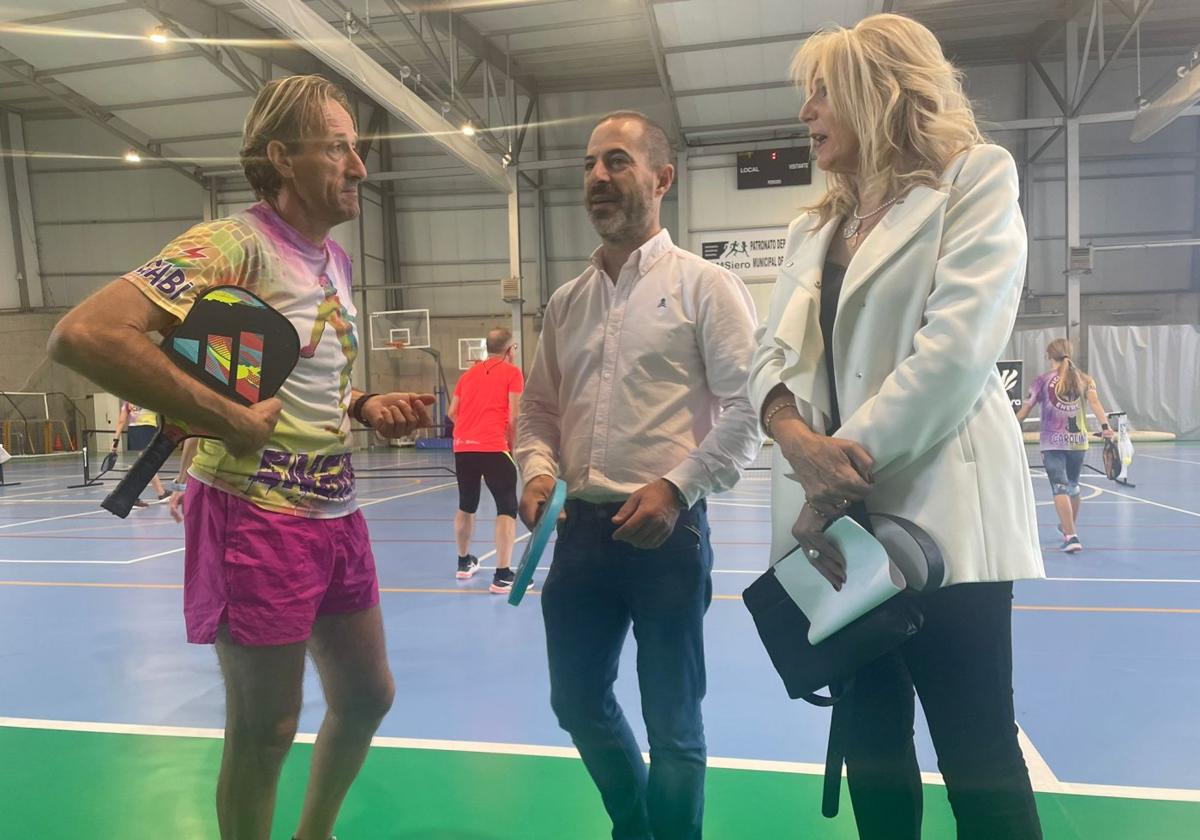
[29, 168, 204, 222]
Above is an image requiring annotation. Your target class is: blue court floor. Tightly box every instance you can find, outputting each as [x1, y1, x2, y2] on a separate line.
[1, 442, 1198, 829]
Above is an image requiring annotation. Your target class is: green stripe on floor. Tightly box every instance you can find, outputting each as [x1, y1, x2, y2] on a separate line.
[2, 727, 1197, 839]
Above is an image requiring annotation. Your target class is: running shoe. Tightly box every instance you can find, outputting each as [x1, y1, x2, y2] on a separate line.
[1061, 536, 1082, 553]
[456, 554, 480, 579]
[489, 566, 516, 594]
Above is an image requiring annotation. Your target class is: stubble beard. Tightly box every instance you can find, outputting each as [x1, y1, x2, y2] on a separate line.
[589, 190, 653, 248]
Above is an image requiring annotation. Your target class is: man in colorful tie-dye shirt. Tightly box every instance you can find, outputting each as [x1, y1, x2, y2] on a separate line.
[49, 75, 433, 840]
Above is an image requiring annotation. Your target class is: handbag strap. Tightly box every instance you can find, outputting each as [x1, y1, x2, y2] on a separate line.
[867, 512, 945, 591]
[822, 699, 847, 818]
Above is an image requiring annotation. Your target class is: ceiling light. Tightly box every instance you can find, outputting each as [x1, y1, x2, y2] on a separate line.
[124, 149, 142, 163]
[461, 123, 476, 137]
[148, 25, 169, 44]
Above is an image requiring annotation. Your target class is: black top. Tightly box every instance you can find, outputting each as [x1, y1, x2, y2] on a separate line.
[820, 259, 848, 433]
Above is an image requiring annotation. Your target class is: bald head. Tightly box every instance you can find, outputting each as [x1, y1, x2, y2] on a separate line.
[486, 327, 513, 355]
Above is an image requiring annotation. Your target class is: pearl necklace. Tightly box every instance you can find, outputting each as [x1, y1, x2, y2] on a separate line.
[842, 195, 899, 239]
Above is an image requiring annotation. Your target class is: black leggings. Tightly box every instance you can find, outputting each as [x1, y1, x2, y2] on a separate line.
[454, 451, 518, 518]
[837, 581, 1043, 840]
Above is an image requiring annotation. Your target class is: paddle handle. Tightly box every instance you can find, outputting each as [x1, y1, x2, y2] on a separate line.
[101, 431, 179, 518]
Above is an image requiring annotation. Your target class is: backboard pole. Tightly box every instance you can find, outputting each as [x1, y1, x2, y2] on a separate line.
[507, 167, 524, 371]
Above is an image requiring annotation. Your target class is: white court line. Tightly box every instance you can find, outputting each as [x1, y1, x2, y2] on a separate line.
[0, 478, 63, 494]
[478, 532, 531, 563]
[0, 547, 183, 566]
[1, 716, 1196, 803]
[1139, 454, 1200, 466]
[0, 509, 110, 530]
[1044, 576, 1200, 584]
[358, 481, 457, 508]
[0, 486, 101, 501]
[1079, 482, 1200, 519]
[0, 499, 106, 505]
[1017, 725, 1059, 790]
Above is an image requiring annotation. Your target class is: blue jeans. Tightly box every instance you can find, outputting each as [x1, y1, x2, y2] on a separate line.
[541, 499, 714, 840]
[1043, 449, 1085, 497]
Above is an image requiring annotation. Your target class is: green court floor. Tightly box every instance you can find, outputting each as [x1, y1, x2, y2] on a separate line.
[3, 726, 1196, 839]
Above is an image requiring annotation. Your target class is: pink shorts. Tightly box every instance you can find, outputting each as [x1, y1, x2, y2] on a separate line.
[183, 480, 379, 646]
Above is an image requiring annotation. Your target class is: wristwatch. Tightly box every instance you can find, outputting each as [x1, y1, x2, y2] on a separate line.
[170, 480, 188, 493]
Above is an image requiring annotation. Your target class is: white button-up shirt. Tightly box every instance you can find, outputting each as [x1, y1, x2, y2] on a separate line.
[515, 228, 761, 506]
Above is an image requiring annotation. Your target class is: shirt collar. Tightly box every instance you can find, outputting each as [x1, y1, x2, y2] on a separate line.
[248, 201, 328, 260]
[589, 228, 673, 279]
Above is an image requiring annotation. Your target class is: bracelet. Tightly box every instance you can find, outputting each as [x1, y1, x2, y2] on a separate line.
[170, 480, 188, 493]
[351, 393, 379, 426]
[763, 401, 800, 436]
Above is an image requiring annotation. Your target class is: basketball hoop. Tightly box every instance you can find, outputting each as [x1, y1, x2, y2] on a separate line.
[386, 340, 408, 352]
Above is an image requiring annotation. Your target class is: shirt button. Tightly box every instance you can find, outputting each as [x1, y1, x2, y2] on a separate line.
[815, 280, 822, 288]
[602, 372, 611, 380]
[856, 372, 863, 378]
[785, 260, 794, 268]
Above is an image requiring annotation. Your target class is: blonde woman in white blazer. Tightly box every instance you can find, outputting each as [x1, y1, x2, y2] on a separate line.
[750, 15, 1045, 840]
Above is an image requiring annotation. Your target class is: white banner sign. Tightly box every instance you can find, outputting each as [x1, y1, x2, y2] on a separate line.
[698, 228, 789, 279]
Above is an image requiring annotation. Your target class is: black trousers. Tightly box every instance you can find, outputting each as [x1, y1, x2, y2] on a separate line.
[837, 581, 1043, 840]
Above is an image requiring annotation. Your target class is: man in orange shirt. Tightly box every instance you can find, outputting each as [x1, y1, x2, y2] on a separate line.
[447, 327, 524, 593]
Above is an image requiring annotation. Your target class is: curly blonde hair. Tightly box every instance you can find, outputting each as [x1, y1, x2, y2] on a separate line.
[791, 14, 983, 226]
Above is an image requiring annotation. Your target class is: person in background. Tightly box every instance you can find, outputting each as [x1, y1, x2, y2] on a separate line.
[749, 15, 1045, 839]
[111, 400, 170, 505]
[1016, 337, 1116, 553]
[446, 326, 524, 593]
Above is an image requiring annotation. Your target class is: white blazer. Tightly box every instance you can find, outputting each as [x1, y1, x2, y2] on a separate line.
[749, 144, 1045, 586]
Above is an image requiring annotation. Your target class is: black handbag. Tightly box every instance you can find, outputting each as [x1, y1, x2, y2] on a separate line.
[742, 510, 945, 816]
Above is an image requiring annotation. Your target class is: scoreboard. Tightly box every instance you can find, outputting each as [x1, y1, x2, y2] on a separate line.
[736, 146, 811, 189]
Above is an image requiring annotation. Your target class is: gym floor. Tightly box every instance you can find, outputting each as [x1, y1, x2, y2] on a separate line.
[1, 443, 1197, 839]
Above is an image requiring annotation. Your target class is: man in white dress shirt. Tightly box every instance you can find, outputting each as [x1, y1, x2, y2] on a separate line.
[515, 112, 760, 840]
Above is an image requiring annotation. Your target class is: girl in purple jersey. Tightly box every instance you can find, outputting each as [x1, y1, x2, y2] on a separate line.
[1017, 338, 1116, 552]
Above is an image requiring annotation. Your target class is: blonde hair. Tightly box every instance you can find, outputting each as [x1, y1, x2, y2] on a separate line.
[791, 14, 983, 226]
[1046, 338, 1090, 402]
[241, 75, 355, 201]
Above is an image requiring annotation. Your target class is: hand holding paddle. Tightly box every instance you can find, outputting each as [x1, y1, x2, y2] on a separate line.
[519, 474, 565, 530]
[509, 477, 567, 606]
[101, 286, 300, 519]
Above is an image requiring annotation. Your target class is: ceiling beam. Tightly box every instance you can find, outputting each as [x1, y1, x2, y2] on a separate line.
[402, 1, 537, 96]
[663, 30, 815, 56]
[640, 0, 683, 145]
[479, 12, 644, 38]
[1024, 0, 1096, 59]
[1071, 0, 1158, 115]
[674, 79, 793, 98]
[12, 3, 130, 26]
[151, 130, 242, 145]
[128, 3, 259, 95]
[0, 58, 203, 185]
[35, 52, 193, 79]
[125, 0, 333, 78]
[242, 0, 510, 193]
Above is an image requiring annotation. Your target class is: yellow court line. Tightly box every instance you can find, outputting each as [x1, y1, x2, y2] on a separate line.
[1, 579, 1198, 614]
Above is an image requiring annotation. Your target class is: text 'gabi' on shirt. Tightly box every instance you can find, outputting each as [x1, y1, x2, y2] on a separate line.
[515, 228, 762, 507]
[122, 201, 360, 519]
